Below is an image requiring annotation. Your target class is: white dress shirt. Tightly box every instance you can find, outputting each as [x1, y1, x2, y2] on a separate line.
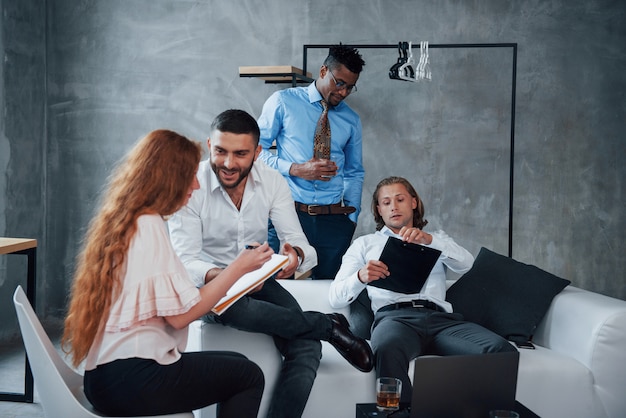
[329, 226, 474, 314]
[168, 159, 317, 287]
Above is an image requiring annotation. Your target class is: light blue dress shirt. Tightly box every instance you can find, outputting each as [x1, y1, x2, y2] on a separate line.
[257, 82, 364, 223]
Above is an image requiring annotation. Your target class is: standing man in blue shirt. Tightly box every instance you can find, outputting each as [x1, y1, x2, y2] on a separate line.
[258, 44, 366, 281]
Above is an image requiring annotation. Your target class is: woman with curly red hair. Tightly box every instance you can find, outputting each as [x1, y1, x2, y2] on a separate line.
[62, 129, 267, 417]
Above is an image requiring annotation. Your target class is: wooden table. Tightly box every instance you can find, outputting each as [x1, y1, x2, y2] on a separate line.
[0, 237, 37, 403]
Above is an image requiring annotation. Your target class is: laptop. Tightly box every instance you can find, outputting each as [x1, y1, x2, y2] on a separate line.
[410, 351, 520, 418]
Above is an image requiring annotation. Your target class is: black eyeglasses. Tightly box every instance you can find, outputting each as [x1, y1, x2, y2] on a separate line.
[328, 68, 357, 93]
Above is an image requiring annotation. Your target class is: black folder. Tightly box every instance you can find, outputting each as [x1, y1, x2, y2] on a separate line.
[369, 236, 442, 294]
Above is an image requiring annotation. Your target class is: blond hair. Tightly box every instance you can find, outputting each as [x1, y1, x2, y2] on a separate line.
[62, 129, 202, 367]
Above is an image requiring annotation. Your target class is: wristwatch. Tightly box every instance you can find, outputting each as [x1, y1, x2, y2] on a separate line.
[293, 246, 304, 268]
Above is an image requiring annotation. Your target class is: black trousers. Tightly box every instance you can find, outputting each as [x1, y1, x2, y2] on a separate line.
[84, 351, 264, 417]
[205, 277, 327, 418]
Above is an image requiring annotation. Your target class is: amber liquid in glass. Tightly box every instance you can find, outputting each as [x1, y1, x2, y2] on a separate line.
[376, 391, 400, 411]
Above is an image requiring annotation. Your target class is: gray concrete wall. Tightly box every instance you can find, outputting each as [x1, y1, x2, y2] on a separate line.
[0, 0, 46, 340]
[1, 0, 624, 331]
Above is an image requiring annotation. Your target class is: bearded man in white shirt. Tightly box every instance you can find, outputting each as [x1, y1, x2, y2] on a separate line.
[169, 109, 373, 418]
[329, 176, 515, 403]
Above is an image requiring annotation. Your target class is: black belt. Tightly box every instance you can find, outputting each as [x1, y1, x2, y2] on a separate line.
[295, 202, 356, 216]
[378, 300, 445, 313]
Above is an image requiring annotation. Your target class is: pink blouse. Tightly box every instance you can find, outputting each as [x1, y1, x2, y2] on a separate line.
[84, 214, 201, 371]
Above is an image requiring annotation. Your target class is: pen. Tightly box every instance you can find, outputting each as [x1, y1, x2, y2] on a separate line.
[245, 245, 259, 250]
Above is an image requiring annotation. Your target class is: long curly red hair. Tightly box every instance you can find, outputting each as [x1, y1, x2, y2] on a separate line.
[62, 129, 202, 367]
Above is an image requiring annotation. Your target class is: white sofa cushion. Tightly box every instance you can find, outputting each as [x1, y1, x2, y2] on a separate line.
[516, 345, 603, 418]
[533, 286, 626, 418]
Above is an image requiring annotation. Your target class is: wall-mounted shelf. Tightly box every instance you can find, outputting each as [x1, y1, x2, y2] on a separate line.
[238, 66, 313, 86]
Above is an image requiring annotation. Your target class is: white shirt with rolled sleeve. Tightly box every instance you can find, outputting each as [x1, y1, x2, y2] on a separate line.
[329, 226, 474, 314]
[168, 159, 317, 287]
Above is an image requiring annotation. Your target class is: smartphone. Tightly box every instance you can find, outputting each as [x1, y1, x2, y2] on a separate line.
[514, 341, 535, 350]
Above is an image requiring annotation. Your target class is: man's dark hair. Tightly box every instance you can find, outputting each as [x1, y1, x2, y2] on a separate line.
[210, 109, 260, 144]
[324, 44, 365, 74]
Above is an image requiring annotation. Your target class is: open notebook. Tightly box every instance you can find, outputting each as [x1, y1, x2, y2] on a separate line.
[212, 253, 288, 315]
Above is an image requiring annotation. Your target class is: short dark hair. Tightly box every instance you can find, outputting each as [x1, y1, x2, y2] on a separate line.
[323, 44, 365, 74]
[210, 109, 260, 144]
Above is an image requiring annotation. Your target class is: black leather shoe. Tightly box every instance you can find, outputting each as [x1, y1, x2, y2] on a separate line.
[327, 313, 374, 372]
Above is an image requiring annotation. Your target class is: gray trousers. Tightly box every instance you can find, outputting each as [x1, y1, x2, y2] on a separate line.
[370, 307, 516, 402]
